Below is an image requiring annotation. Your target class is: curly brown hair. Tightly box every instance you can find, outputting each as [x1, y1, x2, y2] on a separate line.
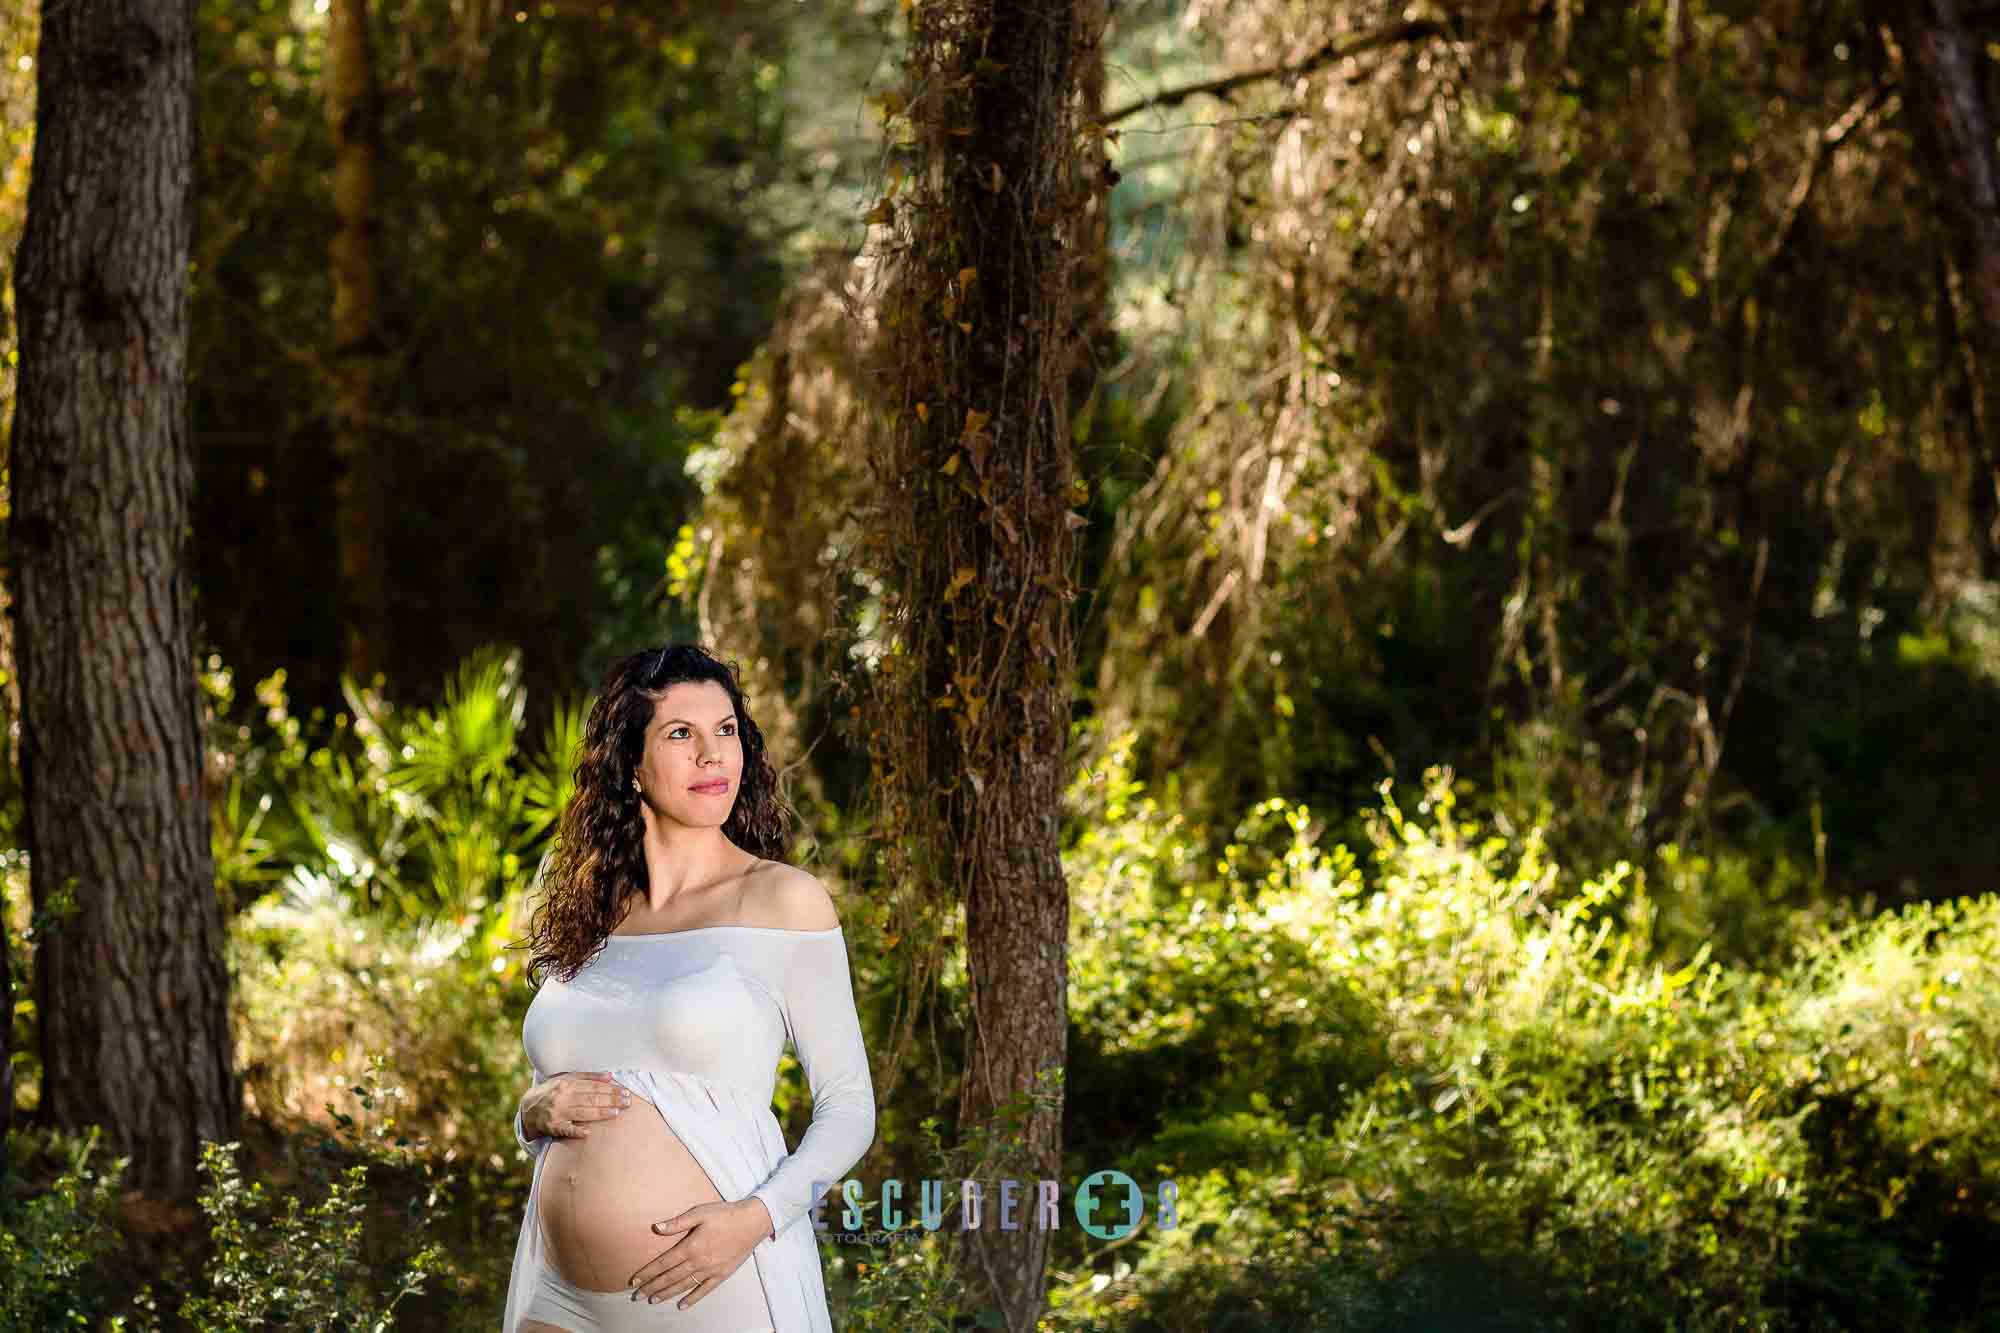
[520, 643, 792, 987]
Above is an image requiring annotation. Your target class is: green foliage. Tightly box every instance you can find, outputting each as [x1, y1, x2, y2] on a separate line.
[228, 863, 533, 1169]
[1051, 739, 2000, 1331]
[1078, 0, 2000, 921]
[166, 1059, 449, 1331]
[203, 644, 582, 925]
[202, 645, 568, 1183]
[0, 1075, 449, 1332]
[0, 1128, 140, 1330]
[1065, 738, 1385, 1157]
[177, 1128, 443, 1331]
[835, 1070, 1064, 1332]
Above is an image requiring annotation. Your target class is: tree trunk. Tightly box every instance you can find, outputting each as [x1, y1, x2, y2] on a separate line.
[327, 0, 391, 685]
[1872, 0, 2000, 537]
[0, 0, 42, 1169]
[875, 1, 1102, 1328]
[1067, 0, 1114, 430]
[0, 873, 11, 1151]
[9, 0, 238, 1200]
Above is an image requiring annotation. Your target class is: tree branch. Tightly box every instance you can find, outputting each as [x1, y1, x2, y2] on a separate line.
[1101, 7, 1554, 128]
[1104, 18, 1447, 126]
[1732, 81, 1894, 321]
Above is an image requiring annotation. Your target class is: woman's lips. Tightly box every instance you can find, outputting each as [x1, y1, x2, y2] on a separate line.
[690, 780, 730, 793]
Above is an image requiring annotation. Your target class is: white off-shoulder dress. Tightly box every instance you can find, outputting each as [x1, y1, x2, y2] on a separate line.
[503, 925, 877, 1332]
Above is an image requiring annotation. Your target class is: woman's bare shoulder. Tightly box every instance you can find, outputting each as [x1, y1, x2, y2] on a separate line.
[744, 859, 843, 932]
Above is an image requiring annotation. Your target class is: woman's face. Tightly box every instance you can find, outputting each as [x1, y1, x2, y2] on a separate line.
[634, 679, 743, 826]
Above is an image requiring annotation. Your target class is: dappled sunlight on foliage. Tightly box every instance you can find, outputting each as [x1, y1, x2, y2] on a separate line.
[1050, 735, 2000, 1330]
[201, 644, 584, 924]
[229, 877, 530, 1168]
[2, 643, 1993, 1327]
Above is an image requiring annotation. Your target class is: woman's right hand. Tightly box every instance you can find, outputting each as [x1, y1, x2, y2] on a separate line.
[521, 1070, 634, 1139]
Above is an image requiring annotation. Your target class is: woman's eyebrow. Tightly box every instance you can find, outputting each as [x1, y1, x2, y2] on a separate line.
[660, 714, 737, 727]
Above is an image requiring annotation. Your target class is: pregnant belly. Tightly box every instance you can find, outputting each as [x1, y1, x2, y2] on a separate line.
[539, 1095, 726, 1292]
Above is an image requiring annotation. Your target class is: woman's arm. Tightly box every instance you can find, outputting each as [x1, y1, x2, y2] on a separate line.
[746, 929, 878, 1241]
[514, 1061, 550, 1157]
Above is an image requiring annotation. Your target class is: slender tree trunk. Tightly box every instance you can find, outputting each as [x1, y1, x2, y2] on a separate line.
[1929, 244, 1984, 614]
[9, 0, 238, 1200]
[0, 575, 17, 1153]
[0, 874, 11, 1151]
[1067, 0, 1114, 429]
[877, 1, 1102, 1328]
[327, 0, 391, 684]
[1872, 0, 2000, 537]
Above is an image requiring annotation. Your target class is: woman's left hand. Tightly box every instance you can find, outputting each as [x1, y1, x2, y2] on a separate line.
[627, 1198, 775, 1308]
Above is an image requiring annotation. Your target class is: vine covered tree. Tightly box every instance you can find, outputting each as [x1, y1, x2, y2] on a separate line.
[865, 0, 1108, 1326]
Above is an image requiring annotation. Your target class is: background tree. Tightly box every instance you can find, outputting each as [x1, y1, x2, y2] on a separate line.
[187, 0, 801, 716]
[9, 0, 237, 1198]
[326, 0, 392, 684]
[1869, 0, 2000, 528]
[1080, 0, 2000, 937]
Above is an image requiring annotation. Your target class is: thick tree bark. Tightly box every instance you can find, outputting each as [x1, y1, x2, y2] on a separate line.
[1872, 0, 2000, 533]
[9, 0, 239, 1199]
[327, 0, 391, 684]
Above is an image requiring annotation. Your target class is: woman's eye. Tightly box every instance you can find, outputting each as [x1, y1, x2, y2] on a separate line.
[668, 724, 735, 740]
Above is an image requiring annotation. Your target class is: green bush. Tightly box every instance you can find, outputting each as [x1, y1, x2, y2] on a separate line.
[0, 1126, 141, 1330]
[1049, 740, 2000, 1331]
[177, 1132, 444, 1331]
[835, 1069, 1065, 1333]
[0, 1072, 450, 1331]
[201, 644, 584, 925]
[228, 875, 531, 1170]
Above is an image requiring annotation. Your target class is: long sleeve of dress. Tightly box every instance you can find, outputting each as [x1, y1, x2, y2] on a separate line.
[746, 930, 877, 1241]
[514, 1058, 549, 1160]
[513, 851, 557, 1163]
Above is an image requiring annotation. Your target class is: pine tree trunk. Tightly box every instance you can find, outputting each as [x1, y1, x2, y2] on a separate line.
[9, 0, 239, 1200]
[328, 0, 391, 685]
[1872, 0, 2000, 536]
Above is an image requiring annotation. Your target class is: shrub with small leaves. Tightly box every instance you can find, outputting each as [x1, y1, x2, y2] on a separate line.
[1048, 743, 2000, 1331]
[177, 1063, 449, 1331]
[0, 1126, 140, 1330]
[836, 1070, 1063, 1332]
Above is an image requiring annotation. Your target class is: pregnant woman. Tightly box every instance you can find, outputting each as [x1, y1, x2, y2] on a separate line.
[503, 644, 877, 1332]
